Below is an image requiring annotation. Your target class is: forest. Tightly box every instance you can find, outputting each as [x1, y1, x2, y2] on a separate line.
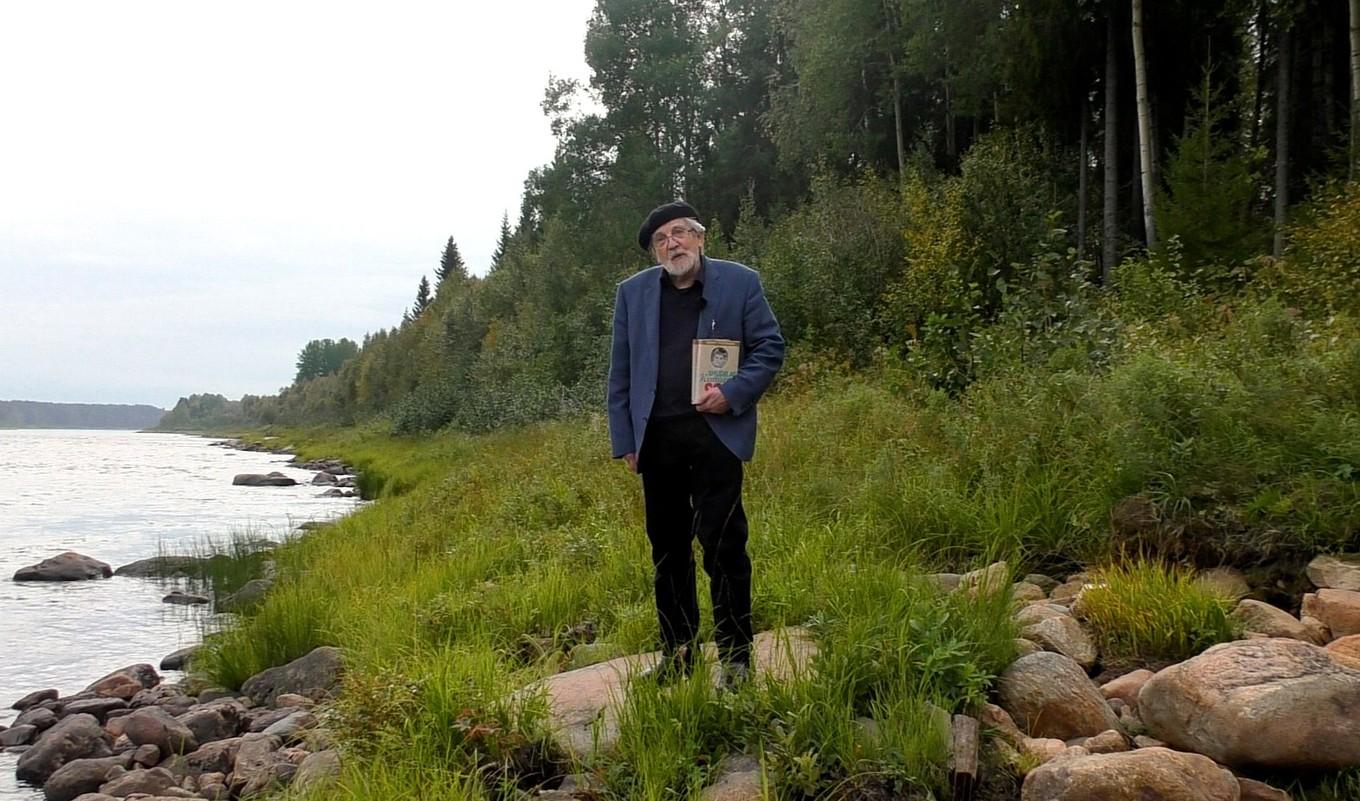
[155, 0, 1360, 435]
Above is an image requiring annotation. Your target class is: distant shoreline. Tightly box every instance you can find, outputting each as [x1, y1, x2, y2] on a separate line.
[0, 400, 165, 430]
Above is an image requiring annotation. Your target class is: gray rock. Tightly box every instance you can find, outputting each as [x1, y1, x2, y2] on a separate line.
[183, 737, 241, 776]
[240, 646, 343, 706]
[42, 754, 132, 801]
[15, 706, 59, 731]
[132, 743, 160, 767]
[229, 733, 283, 797]
[0, 725, 36, 746]
[13, 552, 112, 582]
[245, 707, 295, 733]
[292, 749, 339, 790]
[159, 647, 200, 672]
[261, 710, 314, 743]
[113, 556, 208, 578]
[11, 688, 59, 711]
[177, 701, 244, 745]
[162, 591, 210, 606]
[232, 473, 297, 487]
[98, 765, 177, 797]
[216, 579, 273, 613]
[16, 714, 112, 784]
[195, 689, 235, 704]
[121, 707, 199, 756]
[61, 698, 129, 723]
[311, 472, 338, 485]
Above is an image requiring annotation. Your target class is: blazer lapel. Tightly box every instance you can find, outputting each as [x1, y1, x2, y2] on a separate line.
[641, 272, 661, 387]
[699, 257, 721, 338]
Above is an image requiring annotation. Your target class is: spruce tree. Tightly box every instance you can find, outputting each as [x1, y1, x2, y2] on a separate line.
[490, 212, 512, 270]
[414, 275, 432, 315]
[436, 236, 466, 286]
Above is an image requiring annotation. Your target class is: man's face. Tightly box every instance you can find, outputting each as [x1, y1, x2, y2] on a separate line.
[652, 220, 704, 277]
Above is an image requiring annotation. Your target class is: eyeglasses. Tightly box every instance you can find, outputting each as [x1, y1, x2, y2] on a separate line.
[652, 226, 696, 248]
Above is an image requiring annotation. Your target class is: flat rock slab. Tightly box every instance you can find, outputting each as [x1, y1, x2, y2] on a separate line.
[528, 628, 816, 759]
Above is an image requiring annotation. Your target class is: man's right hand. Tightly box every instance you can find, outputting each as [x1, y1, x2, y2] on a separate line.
[622, 453, 638, 473]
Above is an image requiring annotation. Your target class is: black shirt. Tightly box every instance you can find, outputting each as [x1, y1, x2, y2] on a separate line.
[651, 265, 704, 420]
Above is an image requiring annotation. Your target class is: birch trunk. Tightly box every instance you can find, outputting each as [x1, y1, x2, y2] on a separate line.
[1131, 0, 1158, 249]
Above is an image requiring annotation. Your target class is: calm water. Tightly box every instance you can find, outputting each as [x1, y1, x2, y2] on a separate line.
[0, 430, 361, 797]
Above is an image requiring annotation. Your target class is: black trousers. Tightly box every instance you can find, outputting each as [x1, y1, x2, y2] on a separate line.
[638, 415, 753, 665]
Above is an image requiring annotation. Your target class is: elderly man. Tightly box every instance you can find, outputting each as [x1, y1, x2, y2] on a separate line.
[608, 200, 785, 688]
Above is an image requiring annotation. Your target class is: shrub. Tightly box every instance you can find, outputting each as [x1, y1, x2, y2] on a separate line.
[1261, 180, 1360, 314]
[1077, 559, 1238, 662]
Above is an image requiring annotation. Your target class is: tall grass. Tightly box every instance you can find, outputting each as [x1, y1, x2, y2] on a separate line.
[1075, 559, 1239, 663]
[204, 297, 1358, 799]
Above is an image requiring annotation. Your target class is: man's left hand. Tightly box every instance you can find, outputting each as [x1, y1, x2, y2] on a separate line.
[695, 387, 730, 415]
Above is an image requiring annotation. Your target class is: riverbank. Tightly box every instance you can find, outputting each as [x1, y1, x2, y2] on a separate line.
[160, 303, 1359, 800]
[0, 432, 361, 799]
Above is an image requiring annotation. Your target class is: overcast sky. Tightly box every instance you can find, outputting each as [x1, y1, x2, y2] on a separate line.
[0, 1, 596, 408]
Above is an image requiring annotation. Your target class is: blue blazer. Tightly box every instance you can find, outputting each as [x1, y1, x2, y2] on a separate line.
[608, 257, 785, 462]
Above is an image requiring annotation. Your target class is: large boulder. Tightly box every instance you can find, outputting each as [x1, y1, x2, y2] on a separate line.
[42, 754, 132, 801]
[1139, 638, 1360, 769]
[240, 646, 344, 706]
[16, 714, 112, 784]
[13, 552, 112, 582]
[996, 652, 1122, 741]
[232, 472, 297, 487]
[1308, 554, 1360, 591]
[1020, 747, 1239, 801]
[120, 706, 199, 756]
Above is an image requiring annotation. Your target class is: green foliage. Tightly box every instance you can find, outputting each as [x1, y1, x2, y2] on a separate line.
[1155, 71, 1267, 278]
[759, 170, 905, 364]
[294, 338, 360, 385]
[1077, 559, 1239, 662]
[1260, 180, 1360, 314]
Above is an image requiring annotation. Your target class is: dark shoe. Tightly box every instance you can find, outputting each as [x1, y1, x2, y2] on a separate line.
[718, 660, 750, 693]
[638, 648, 694, 686]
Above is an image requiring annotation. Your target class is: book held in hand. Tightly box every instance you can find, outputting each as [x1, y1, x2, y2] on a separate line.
[692, 338, 741, 404]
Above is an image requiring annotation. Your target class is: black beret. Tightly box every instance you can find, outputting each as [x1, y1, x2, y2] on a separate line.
[638, 201, 700, 252]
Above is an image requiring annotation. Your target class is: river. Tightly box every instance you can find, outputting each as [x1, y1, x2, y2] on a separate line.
[0, 429, 360, 798]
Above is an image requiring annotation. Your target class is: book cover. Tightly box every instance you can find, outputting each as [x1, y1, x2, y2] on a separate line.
[692, 338, 741, 404]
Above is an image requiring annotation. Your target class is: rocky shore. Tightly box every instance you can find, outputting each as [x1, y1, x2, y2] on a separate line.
[2, 648, 343, 801]
[3, 440, 362, 800]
